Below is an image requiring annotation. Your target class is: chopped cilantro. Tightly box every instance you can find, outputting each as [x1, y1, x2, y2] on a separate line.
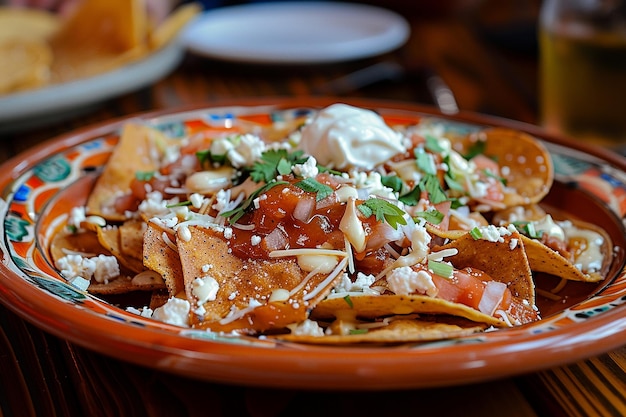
[424, 134, 446, 153]
[357, 198, 407, 229]
[413, 209, 444, 225]
[135, 171, 154, 181]
[381, 175, 403, 193]
[415, 148, 437, 175]
[249, 149, 307, 183]
[294, 177, 334, 201]
[398, 186, 421, 206]
[418, 174, 447, 204]
[444, 172, 465, 192]
[463, 140, 486, 160]
[220, 180, 289, 224]
[349, 328, 368, 335]
[196, 149, 226, 169]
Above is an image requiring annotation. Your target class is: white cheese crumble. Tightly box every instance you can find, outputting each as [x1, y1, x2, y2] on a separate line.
[387, 266, 438, 297]
[289, 319, 324, 336]
[152, 298, 191, 327]
[192, 276, 220, 305]
[55, 253, 120, 284]
[291, 156, 319, 178]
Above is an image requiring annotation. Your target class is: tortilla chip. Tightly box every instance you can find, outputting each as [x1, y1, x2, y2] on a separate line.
[177, 227, 344, 332]
[0, 39, 52, 94]
[50, 228, 109, 262]
[521, 235, 604, 282]
[149, 3, 201, 50]
[143, 222, 184, 296]
[464, 128, 554, 206]
[0, 7, 60, 42]
[311, 294, 506, 327]
[435, 231, 535, 304]
[96, 225, 145, 273]
[119, 219, 146, 261]
[86, 123, 172, 221]
[276, 317, 486, 345]
[49, 0, 149, 82]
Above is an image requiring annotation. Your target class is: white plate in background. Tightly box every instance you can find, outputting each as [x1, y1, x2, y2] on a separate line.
[182, 2, 410, 64]
[0, 42, 184, 131]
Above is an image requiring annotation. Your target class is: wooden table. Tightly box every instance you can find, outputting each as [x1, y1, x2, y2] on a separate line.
[1, 3, 625, 416]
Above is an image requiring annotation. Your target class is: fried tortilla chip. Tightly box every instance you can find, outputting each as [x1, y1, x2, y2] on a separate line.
[96, 225, 145, 273]
[463, 128, 554, 207]
[0, 38, 52, 94]
[149, 3, 201, 50]
[311, 294, 506, 327]
[143, 222, 184, 296]
[177, 227, 344, 332]
[86, 123, 174, 221]
[119, 219, 146, 262]
[49, 0, 149, 82]
[435, 231, 535, 304]
[276, 317, 486, 345]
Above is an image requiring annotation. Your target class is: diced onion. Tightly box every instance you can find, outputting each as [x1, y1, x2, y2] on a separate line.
[478, 281, 507, 316]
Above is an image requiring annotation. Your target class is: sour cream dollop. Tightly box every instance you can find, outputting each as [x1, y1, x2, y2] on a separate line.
[298, 104, 406, 170]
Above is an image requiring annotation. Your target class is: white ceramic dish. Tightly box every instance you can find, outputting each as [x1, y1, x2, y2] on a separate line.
[182, 2, 410, 64]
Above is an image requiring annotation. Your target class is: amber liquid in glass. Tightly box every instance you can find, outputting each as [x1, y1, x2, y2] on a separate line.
[540, 26, 626, 147]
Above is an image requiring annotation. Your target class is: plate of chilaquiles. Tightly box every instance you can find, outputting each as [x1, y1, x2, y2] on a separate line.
[1, 98, 625, 389]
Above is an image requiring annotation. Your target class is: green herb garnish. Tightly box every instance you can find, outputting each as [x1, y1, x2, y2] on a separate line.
[415, 148, 437, 175]
[413, 209, 444, 225]
[294, 177, 334, 201]
[220, 180, 289, 224]
[424, 134, 446, 154]
[428, 259, 454, 279]
[381, 175, 403, 193]
[357, 198, 407, 229]
[196, 149, 226, 169]
[135, 171, 155, 181]
[166, 201, 192, 208]
[343, 295, 353, 308]
[469, 226, 483, 240]
[463, 140, 486, 160]
[349, 329, 368, 335]
[418, 174, 447, 204]
[249, 149, 306, 183]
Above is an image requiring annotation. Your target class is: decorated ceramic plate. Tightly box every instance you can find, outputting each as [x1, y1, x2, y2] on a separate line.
[0, 98, 625, 390]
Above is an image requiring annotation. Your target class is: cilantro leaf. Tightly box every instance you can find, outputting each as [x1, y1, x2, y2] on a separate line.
[294, 177, 334, 201]
[415, 148, 437, 175]
[418, 174, 447, 204]
[463, 140, 486, 160]
[424, 134, 446, 154]
[413, 209, 444, 225]
[381, 175, 403, 193]
[196, 149, 226, 169]
[357, 198, 407, 229]
[135, 171, 154, 181]
[220, 181, 289, 224]
[398, 186, 421, 206]
[249, 149, 308, 183]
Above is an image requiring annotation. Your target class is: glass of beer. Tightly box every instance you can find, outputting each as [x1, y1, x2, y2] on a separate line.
[539, 0, 626, 148]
